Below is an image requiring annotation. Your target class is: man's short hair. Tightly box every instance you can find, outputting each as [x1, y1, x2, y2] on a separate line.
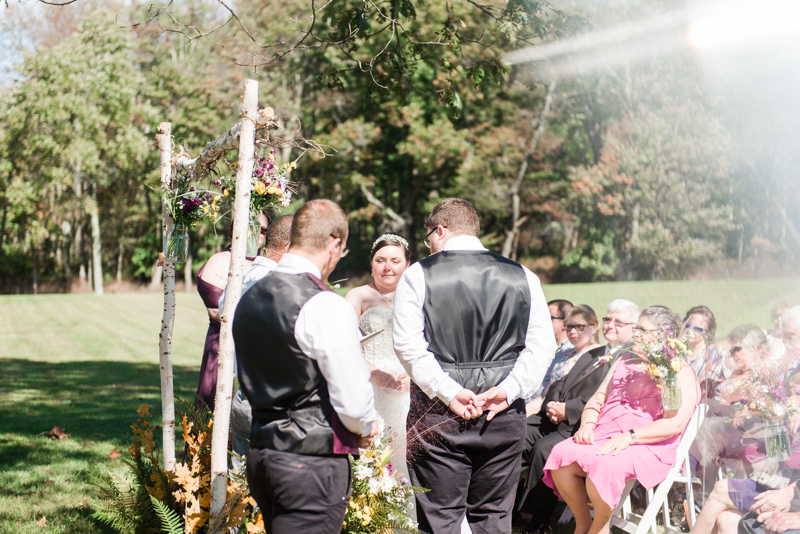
[265, 214, 293, 249]
[425, 198, 480, 237]
[781, 306, 800, 329]
[607, 299, 640, 323]
[290, 199, 348, 252]
[548, 299, 573, 319]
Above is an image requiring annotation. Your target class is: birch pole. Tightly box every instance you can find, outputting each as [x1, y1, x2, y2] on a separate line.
[208, 79, 258, 526]
[157, 122, 177, 472]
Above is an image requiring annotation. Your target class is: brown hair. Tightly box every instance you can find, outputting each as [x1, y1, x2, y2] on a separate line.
[265, 214, 293, 249]
[370, 232, 410, 262]
[425, 198, 480, 237]
[290, 199, 348, 252]
[567, 304, 600, 344]
[548, 299, 573, 319]
[683, 305, 717, 343]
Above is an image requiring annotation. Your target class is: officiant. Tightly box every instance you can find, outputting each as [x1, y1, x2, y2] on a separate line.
[393, 197, 556, 534]
[233, 199, 378, 533]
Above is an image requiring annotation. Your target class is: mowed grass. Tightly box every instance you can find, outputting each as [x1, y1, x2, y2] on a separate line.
[0, 278, 798, 533]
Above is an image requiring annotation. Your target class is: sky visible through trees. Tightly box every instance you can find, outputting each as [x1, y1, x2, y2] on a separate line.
[0, 0, 798, 293]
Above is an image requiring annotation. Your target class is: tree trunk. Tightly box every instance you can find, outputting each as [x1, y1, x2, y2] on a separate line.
[77, 221, 87, 283]
[0, 194, 7, 253]
[208, 79, 259, 530]
[502, 78, 558, 258]
[184, 252, 193, 292]
[31, 239, 38, 294]
[157, 122, 177, 473]
[62, 220, 72, 278]
[116, 242, 124, 283]
[87, 184, 104, 295]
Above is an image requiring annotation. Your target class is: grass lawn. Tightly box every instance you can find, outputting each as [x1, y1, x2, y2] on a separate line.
[1, 278, 798, 533]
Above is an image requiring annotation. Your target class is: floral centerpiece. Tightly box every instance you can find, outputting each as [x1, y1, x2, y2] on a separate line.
[741, 368, 799, 461]
[638, 327, 693, 410]
[343, 420, 426, 533]
[217, 150, 296, 257]
[162, 171, 221, 262]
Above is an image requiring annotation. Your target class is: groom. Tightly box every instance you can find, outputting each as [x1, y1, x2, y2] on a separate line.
[393, 198, 556, 533]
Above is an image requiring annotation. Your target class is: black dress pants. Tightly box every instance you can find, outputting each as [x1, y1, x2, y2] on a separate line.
[517, 416, 568, 525]
[247, 447, 351, 534]
[407, 387, 526, 534]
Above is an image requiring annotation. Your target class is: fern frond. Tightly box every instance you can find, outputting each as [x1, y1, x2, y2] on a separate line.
[150, 495, 184, 534]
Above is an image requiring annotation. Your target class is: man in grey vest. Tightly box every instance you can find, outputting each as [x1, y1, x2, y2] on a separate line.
[393, 198, 556, 533]
[234, 199, 378, 533]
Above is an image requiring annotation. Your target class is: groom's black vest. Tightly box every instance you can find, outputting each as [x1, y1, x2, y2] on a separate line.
[420, 250, 531, 394]
[233, 271, 343, 456]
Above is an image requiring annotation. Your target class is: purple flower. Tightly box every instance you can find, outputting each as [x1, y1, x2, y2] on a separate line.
[401, 477, 409, 485]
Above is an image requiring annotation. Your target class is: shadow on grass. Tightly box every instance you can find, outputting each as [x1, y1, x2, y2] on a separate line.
[0, 358, 199, 461]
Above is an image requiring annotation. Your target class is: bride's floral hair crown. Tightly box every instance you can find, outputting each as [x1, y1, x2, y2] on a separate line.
[372, 233, 409, 251]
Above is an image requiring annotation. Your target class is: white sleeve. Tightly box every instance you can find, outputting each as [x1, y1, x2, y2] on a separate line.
[392, 263, 463, 404]
[497, 266, 557, 402]
[295, 291, 377, 436]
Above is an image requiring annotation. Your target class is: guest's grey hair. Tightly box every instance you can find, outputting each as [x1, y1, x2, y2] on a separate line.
[781, 306, 800, 328]
[607, 299, 640, 323]
[741, 329, 769, 364]
[639, 306, 682, 334]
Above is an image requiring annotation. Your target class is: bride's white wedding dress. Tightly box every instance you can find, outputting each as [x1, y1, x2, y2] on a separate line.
[360, 307, 410, 481]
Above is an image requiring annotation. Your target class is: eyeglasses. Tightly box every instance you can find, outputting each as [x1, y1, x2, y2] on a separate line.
[330, 234, 349, 257]
[565, 323, 590, 332]
[730, 346, 743, 355]
[603, 317, 636, 328]
[685, 323, 705, 333]
[551, 316, 565, 321]
[423, 226, 446, 249]
[633, 327, 659, 335]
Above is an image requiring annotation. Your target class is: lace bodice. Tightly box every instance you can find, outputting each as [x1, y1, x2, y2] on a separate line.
[360, 306, 405, 378]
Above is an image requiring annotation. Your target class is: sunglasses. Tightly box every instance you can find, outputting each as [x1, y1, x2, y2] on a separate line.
[730, 346, 743, 355]
[685, 323, 705, 333]
[603, 317, 636, 328]
[423, 226, 447, 248]
[565, 323, 590, 332]
[551, 316, 565, 321]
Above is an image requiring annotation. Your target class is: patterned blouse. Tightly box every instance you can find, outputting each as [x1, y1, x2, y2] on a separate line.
[690, 343, 737, 384]
[549, 344, 601, 384]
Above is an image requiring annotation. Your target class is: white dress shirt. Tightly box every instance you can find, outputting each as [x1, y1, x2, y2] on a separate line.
[273, 253, 377, 437]
[219, 256, 279, 313]
[393, 235, 557, 405]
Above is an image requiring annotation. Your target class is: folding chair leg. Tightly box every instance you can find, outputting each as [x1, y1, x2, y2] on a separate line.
[635, 478, 675, 534]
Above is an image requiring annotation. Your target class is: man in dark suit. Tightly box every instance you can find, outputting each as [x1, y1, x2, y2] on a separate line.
[516, 343, 617, 532]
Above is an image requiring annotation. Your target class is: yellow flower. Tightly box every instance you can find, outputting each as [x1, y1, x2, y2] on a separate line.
[254, 182, 267, 195]
[223, 189, 229, 197]
[269, 153, 276, 162]
[290, 161, 297, 170]
[349, 501, 357, 509]
[671, 359, 683, 373]
[266, 185, 281, 195]
[750, 402, 756, 409]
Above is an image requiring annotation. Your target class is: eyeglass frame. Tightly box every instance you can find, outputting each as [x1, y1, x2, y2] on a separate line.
[685, 322, 706, 333]
[602, 317, 636, 328]
[423, 225, 447, 249]
[329, 234, 349, 257]
[633, 326, 659, 336]
[730, 345, 743, 355]
[565, 323, 591, 332]
[551, 316, 565, 321]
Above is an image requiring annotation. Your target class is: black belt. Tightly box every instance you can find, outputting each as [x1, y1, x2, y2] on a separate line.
[252, 404, 325, 423]
[438, 357, 518, 370]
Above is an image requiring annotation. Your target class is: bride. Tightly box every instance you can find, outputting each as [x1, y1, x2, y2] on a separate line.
[346, 233, 412, 480]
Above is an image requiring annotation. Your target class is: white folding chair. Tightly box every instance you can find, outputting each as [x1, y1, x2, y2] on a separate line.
[559, 406, 702, 534]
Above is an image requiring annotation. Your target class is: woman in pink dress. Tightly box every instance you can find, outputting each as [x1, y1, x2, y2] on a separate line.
[543, 306, 700, 534]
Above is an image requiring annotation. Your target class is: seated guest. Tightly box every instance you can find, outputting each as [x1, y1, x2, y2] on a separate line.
[690, 328, 770, 488]
[517, 305, 615, 532]
[684, 305, 737, 397]
[525, 300, 574, 416]
[693, 474, 799, 534]
[601, 299, 640, 355]
[543, 306, 700, 534]
[777, 307, 800, 381]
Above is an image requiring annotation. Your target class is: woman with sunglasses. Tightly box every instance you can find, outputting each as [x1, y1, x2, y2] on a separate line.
[684, 305, 737, 397]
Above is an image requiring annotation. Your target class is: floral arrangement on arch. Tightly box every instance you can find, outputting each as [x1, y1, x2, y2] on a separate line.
[217, 149, 295, 214]
[163, 171, 222, 227]
[343, 419, 426, 533]
[638, 327, 692, 383]
[741, 367, 799, 422]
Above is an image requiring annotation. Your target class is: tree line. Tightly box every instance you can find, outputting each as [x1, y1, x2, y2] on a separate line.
[0, 0, 797, 294]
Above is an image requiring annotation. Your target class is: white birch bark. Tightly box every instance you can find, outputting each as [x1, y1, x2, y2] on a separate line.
[174, 106, 277, 179]
[208, 79, 258, 526]
[157, 122, 177, 472]
[88, 185, 104, 295]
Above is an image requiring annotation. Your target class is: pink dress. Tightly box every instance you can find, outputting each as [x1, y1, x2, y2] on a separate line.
[542, 356, 700, 508]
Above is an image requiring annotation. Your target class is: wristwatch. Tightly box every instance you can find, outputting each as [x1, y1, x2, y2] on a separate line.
[628, 429, 638, 444]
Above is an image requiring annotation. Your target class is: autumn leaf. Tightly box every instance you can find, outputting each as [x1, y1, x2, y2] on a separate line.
[107, 448, 123, 459]
[35, 517, 47, 528]
[46, 426, 70, 440]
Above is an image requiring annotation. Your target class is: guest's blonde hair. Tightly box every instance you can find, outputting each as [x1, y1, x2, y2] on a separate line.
[290, 199, 348, 252]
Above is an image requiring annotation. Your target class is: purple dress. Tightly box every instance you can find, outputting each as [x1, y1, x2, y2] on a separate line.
[195, 261, 225, 412]
[542, 357, 700, 508]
